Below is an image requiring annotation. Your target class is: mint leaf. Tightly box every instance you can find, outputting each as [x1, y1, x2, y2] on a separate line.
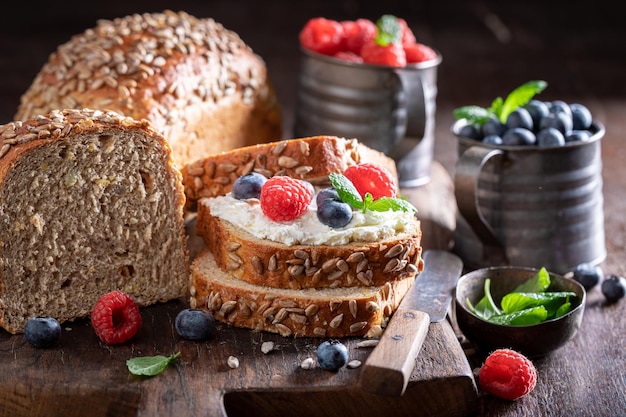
[368, 196, 417, 213]
[489, 306, 548, 326]
[500, 291, 576, 315]
[375, 15, 402, 46]
[498, 80, 547, 123]
[452, 106, 495, 124]
[513, 267, 551, 293]
[329, 173, 363, 210]
[453, 80, 547, 125]
[127, 352, 181, 376]
[466, 278, 501, 320]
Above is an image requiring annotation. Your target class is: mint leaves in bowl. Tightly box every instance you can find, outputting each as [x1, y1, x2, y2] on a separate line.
[454, 266, 586, 357]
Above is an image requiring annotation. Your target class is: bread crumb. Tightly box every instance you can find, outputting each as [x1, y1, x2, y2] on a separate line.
[347, 360, 362, 369]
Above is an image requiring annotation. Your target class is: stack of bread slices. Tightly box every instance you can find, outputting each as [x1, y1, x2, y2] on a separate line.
[186, 135, 424, 338]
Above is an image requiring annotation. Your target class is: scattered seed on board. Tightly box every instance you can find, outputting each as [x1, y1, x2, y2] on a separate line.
[356, 339, 379, 348]
[261, 341, 275, 354]
[300, 357, 315, 370]
[347, 360, 362, 369]
[227, 355, 240, 369]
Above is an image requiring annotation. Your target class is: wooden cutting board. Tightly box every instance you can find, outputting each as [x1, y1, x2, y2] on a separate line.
[0, 162, 478, 417]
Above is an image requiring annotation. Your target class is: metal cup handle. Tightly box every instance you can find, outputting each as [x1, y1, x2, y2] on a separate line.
[454, 145, 509, 263]
[388, 69, 427, 159]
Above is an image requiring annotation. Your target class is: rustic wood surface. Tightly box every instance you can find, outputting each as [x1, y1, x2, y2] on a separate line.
[1, 1, 625, 416]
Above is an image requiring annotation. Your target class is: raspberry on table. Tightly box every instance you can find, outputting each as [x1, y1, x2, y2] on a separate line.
[260, 176, 313, 222]
[91, 290, 142, 345]
[478, 348, 537, 401]
[299, 17, 345, 56]
[343, 163, 398, 200]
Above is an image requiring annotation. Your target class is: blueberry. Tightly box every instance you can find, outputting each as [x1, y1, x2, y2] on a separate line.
[536, 127, 565, 147]
[482, 134, 503, 146]
[502, 127, 536, 146]
[482, 119, 506, 137]
[548, 100, 573, 119]
[316, 339, 349, 371]
[175, 308, 215, 340]
[24, 317, 61, 348]
[540, 111, 573, 135]
[316, 187, 340, 207]
[458, 124, 482, 140]
[601, 275, 626, 303]
[524, 100, 550, 131]
[572, 262, 603, 291]
[506, 107, 534, 130]
[569, 103, 593, 130]
[317, 198, 353, 228]
[566, 130, 592, 143]
[232, 172, 267, 200]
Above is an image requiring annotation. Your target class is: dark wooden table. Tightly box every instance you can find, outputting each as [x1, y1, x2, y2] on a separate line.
[1, 1, 625, 416]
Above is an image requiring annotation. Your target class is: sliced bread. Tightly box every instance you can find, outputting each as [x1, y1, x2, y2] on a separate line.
[190, 249, 415, 338]
[196, 198, 424, 289]
[181, 135, 398, 211]
[0, 108, 189, 334]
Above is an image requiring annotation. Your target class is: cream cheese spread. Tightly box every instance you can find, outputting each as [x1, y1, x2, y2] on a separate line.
[206, 194, 416, 246]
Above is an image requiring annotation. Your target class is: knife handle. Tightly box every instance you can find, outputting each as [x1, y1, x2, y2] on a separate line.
[358, 307, 430, 396]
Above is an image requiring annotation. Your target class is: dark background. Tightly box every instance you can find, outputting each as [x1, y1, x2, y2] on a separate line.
[1, 0, 624, 128]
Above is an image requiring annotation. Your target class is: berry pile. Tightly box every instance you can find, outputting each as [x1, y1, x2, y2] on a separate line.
[299, 15, 437, 67]
[459, 99, 596, 148]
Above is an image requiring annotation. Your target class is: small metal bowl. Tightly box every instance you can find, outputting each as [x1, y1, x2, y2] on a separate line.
[455, 266, 586, 357]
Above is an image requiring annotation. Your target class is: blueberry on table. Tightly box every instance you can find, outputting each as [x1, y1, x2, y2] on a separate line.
[316, 339, 349, 371]
[572, 262, 603, 291]
[601, 275, 626, 303]
[24, 317, 62, 348]
[175, 308, 216, 340]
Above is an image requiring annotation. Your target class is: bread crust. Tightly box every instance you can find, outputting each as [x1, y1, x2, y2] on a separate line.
[181, 135, 398, 212]
[196, 198, 423, 289]
[190, 249, 415, 338]
[14, 10, 282, 168]
[0, 109, 189, 334]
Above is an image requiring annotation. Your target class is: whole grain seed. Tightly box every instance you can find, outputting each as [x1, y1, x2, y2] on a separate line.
[251, 256, 264, 274]
[301, 357, 315, 369]
[274, 323, 292, 337]
[349, 322, 367, 333]
[329, 301, 342, 312]
[261, 341, 275, 354]
[329, 314, 344, 329]
[349, 299, 358, 318]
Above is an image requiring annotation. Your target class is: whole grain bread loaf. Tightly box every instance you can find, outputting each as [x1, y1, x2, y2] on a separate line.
[196, 198, 423, 289]
[181, 135, 398, 212]
[14, 10, 282, 168]
[0, 108, 189, 334]
[190, 250, 414, 338]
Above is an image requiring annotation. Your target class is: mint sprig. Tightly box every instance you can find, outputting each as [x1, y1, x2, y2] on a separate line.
[328, 173, 416, 214]
[453, 80, 548, 125]
[374, 14, 402, 46]
[127, 352, 181, 376]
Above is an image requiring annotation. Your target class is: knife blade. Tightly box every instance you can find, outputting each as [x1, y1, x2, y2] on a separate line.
[358, 250, 463, 396]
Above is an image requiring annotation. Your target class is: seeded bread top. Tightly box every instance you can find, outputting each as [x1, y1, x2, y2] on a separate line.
[15, 10, 265, 124]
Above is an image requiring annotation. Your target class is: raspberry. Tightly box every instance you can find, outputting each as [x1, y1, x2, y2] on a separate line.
[478, 349, 537, 401]
[341, 19, 376, 54]
[299, 17, 345, 56]
[260, 176, 313, 222]
[397, 18, 417, 46]
[91, 290, 142, 344]
[343, 163, 397, 200]
[360, 40, 406, 67]
[405, 42, 437, 64]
